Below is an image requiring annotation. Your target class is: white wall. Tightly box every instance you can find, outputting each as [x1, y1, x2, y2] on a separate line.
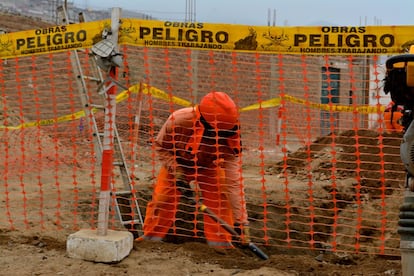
[368, 63, 390, 129]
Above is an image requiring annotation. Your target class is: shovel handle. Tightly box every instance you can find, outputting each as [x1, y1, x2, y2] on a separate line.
[247, 242, 269, 260]
[199, 204, 269, 260]
[176, 184, 269, 260]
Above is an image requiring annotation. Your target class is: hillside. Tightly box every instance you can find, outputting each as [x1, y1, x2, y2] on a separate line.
[0, 12, 51, 32]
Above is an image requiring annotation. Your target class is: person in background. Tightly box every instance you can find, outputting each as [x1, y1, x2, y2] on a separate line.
[137, 91, 250, 248]
[384, 101, 404, 133]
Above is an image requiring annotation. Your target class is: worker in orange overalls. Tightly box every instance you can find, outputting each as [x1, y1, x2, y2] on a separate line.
[384, 101, 404, 133]
[137, 91, 250, 248]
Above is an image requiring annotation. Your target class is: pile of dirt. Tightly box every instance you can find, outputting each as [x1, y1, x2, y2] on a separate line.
[269, 129, 405, 196]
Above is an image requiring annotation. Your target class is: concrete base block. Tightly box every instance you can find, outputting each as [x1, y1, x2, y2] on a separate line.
[67, 229, 133, 263]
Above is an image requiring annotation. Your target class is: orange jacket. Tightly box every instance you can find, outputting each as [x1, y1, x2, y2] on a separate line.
[154, 106, 248, 224]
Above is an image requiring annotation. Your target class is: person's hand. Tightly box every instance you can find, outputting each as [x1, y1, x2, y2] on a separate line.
[240, 225, 251, 245]
[234, 223, 251, 245]
[175, 169, 195, 202]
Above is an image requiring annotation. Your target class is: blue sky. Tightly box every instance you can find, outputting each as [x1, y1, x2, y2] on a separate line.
[73, 0, 414, 26]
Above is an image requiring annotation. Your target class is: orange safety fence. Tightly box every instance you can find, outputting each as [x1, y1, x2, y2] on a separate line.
[0, 44, 405, 257]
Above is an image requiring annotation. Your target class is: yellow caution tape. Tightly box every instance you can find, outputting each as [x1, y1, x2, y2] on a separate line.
[115, 83, 192, 107]
[0, 108, 99, 130]
[239, 97, 282, 112]
[240, 94, 385, 114]
[0, 82, 192, 130]
[281, 95, 385, 114]
[0, 83, 386, 130]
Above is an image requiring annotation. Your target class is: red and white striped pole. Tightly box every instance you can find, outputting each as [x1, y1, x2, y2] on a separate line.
[97, 7, 121, 236]
[276, 104, 283, 146]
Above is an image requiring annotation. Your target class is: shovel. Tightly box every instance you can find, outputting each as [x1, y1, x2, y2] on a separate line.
[178, 181, 269, 260]
[197, 202, 269, 260]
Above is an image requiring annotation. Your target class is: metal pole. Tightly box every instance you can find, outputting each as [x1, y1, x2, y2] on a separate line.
[97, 7, 121, 236]
[399, 189, 414, 276]
[399, 120, 414, 276]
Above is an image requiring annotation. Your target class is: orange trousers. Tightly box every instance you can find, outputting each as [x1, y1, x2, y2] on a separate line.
[142, 166, 234, 247]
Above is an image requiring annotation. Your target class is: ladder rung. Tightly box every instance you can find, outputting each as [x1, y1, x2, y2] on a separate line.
[121, 219, 142, 225]
[88, 104, 105, 109]
[82, 75, 102, 82]
[113, 161, 125, 167]
[115, 190, 133, 196]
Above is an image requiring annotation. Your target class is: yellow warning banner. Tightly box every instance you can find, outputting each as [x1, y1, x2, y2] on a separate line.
[1, 18, 414, 59]
[120, 19, 414, 55]
[0, 19, 110, 58]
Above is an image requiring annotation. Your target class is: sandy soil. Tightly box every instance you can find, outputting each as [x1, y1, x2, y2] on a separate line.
[0, 227, 402, 276]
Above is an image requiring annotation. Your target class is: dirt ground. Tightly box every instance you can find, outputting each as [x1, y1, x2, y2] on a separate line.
[0, 12, 405, 276]
[0, 129, 404, 275]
